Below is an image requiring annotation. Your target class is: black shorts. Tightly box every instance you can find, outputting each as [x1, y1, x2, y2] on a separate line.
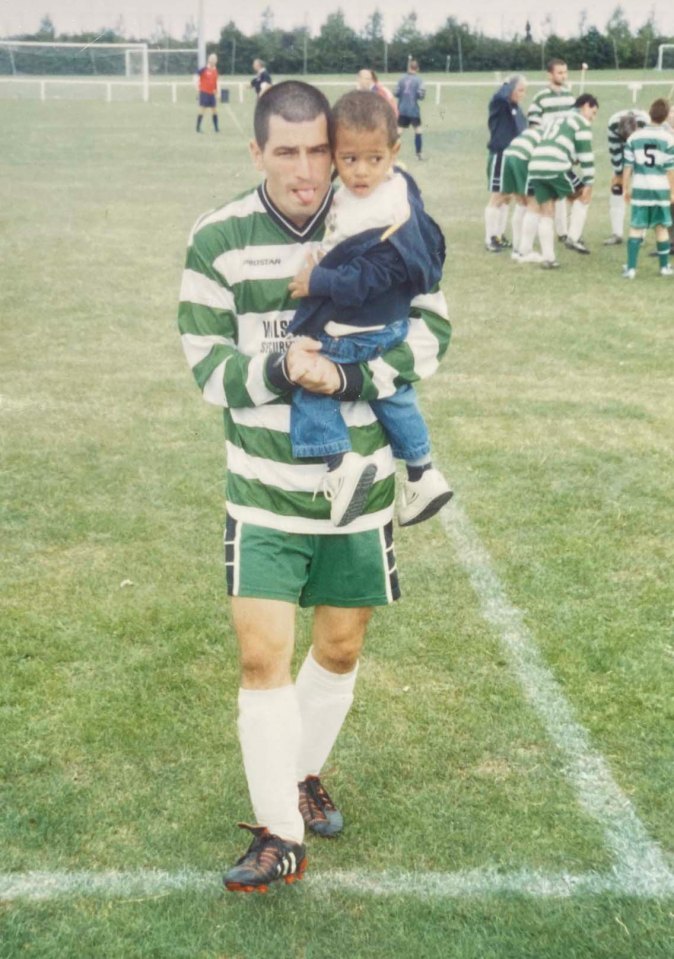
[398, 114, 421, 129]
[199, 92, 216, 108]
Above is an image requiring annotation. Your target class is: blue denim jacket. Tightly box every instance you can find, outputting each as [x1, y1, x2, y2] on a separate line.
[287, 169, 445, 339]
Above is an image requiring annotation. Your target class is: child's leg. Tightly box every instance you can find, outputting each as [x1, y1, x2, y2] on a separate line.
[370, 387, 453, 526]
[290, 389, 350, 461]
[370, 385, 430, 465]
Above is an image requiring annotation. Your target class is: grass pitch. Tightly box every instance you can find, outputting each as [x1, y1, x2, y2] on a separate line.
[1, 73, 673, 957]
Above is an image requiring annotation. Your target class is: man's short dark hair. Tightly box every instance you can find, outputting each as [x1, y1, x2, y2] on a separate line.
[330, 90, 399, 148]
[547, 58, 567, 72]
[253, 80, 331, 148]
[575, 93, 599, 110]
[649, 98, 670, 124]
[617, 112, 639, 142]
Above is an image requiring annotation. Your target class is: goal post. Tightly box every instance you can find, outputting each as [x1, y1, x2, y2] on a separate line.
[656, 44, 674, 70]
[0, 40, 149, 100]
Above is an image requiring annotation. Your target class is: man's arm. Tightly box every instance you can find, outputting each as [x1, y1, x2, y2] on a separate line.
[322, 289, 451, 403]
[575, 122, 595, 185]
[178, 227, 288, 409]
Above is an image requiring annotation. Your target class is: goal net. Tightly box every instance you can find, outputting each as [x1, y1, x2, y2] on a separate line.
[656, 44, 674, 70]
[0, 41, 149, 99]
[147, 48, 199, 76]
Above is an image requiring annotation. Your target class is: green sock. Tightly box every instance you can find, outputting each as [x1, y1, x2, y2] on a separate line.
[656, 239, 670, 268]
[626, 237, 642, 270]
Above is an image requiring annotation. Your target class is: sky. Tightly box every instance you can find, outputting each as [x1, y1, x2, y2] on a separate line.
[1, 0, 672, 45]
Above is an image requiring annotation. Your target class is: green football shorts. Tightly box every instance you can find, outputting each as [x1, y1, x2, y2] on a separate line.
[530, 171, 583, 204]
[630, 203, 673, 230]
[501, 154, 530, 197]
[224, 515, 400, 608]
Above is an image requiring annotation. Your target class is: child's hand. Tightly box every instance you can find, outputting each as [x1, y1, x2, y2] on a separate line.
[289, 254, 317, 299]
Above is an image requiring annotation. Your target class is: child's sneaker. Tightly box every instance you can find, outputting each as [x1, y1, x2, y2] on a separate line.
[622, 266, 636, 280]
[660, 265, 673, 277]
[320, 452, 377, 527]
[398, 468, 453, 527]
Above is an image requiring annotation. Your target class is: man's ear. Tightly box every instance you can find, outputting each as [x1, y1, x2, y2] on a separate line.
[249, 139, 264, 171]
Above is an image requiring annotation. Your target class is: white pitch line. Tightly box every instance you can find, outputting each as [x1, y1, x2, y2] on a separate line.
[3, 501, 673, 904]
[440, 501, 674, 896]
[0, 866, 671, 903]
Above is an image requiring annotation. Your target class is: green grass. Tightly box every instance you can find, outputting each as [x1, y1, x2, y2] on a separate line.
[1, 74, 674, 956]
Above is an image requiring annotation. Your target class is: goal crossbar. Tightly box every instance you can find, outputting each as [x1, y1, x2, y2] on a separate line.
[0, 40, 149, 99]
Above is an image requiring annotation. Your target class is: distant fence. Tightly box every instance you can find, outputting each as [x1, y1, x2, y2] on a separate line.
[1, 76, 673, 104]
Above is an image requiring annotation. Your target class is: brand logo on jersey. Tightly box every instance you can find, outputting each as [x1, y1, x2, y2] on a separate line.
[243, 257, 282, 267]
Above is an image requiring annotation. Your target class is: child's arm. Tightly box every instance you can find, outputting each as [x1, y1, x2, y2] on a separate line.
[291, 243, 409, 307]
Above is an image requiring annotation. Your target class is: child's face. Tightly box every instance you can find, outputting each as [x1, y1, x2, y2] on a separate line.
[333, 123, 400, 199]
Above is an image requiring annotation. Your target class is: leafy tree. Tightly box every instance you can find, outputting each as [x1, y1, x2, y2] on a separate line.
[37, 15, 55, 40]
[314, 11, 362, 73]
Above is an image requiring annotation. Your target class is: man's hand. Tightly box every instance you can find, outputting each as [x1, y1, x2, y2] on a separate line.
[289, 254, 317, 300]
[286, 337, 341, 395]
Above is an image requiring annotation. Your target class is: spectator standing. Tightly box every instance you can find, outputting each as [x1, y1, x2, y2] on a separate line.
[395, 59, 425, 160]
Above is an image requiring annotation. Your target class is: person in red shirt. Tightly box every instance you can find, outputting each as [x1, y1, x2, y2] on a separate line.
[196, 53, 220, 133]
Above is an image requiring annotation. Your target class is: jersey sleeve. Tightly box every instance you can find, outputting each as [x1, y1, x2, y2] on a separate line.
[356, 288, 451, 401]
[607, 121, 625, 174]
[575, 123, 596, 184]
[178, 222, 283, 409]
[527, 94, 543, 127]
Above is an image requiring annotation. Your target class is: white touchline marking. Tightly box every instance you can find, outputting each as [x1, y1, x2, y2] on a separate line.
[3, 502, 673, 903]
[440, 501, 674, 896]
[0, 866, 672, 902]
[225, 103, 245, 136]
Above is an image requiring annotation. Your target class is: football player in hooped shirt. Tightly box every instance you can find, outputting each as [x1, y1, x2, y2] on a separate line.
[178, 81, 451, 893]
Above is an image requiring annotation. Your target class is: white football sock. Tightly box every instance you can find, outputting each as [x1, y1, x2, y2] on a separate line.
[484, 204, 501, 243]
[539, 216, 556, 261]
[511, 204, 526, 253]
[554, 198, 568, 237]
[237, 685, 304, 843]
[296, 648, 358, 780]
[609, 192, 625, 236]
[498, 203, 510, 238]
[519, 210, 540, 256]
[568, 201, 589, 243]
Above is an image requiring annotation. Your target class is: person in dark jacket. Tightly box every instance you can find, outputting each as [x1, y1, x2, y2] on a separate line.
[484, 74, 527, 252]
[286, 90, 452, 529]
[250, 58, 272, 97]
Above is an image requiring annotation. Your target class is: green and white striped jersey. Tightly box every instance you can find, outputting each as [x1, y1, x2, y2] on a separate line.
[528, 111, 595, 184]
[178, 184, 451, 535]
[623, 123, 674, 210]
[607, 109, 649, 174]
[503, 127, 542, 163]
[527, 85, 575, 128]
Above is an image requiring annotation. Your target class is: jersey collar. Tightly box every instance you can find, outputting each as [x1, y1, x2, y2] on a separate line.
[258, 182, 333, 241]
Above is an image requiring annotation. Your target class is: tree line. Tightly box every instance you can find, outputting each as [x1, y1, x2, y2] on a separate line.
[5, 7, 674, 76]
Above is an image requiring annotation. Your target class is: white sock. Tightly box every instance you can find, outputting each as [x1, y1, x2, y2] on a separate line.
[568, 201, 589, 243]
[519, 210, 540, 256]
[554, 198, 568, 237]
[498, 203, 510, 238]
[609, 193, 625, 236]
[539, 216, 556, 261]
[237, 685, 304, 843]
[484, 204, 500, 243]
[511, 204, 526, 253]
[296, 648, 358, 781]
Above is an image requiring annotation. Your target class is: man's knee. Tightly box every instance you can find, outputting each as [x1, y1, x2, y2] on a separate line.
[311, 606, 373, 673]
[232, 596, 296, 689]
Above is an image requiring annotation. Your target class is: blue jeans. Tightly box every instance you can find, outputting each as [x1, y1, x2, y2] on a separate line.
[290, 319, 430, 461]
